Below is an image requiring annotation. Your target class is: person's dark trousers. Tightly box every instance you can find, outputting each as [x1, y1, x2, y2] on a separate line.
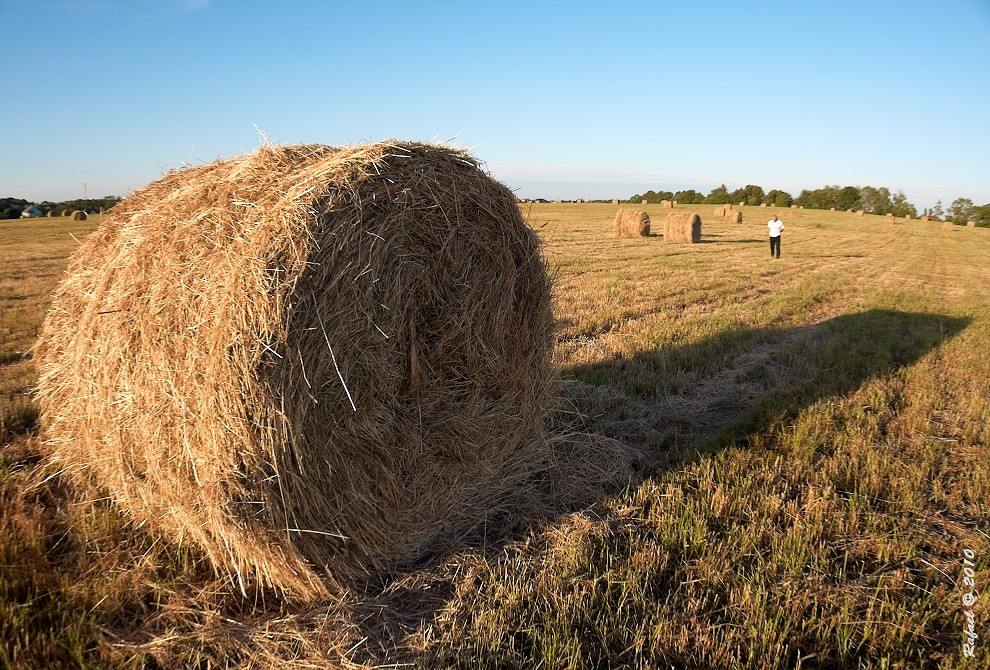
[770, 235, 781, 258]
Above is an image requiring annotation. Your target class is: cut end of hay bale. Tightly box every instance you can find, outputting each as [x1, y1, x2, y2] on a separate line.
[663, 211, 701, 244]
[35, 140, 556, 601]
[614, 208, 651, 237]
[70, 210, 87, 221]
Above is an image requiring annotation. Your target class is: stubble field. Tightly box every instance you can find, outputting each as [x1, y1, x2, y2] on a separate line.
[1, 205, 988, 668]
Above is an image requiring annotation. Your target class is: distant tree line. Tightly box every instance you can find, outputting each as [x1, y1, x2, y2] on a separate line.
[0, 196, 122, 219]
[625, 184, 989, 227]
[627, 184, 793, 207]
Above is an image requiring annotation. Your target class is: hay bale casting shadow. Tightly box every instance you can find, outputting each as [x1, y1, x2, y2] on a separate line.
[663, 212, 702, 243]
[36, 141, 555, 601]
[614, 208, 651, 237]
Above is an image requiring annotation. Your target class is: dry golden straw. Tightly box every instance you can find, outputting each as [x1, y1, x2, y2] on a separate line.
[614, 208, 651, 237]
[611, 199, 619, 205]
[663, 211, 701, 243]
[943, 221, 955, 230]
[724, 210, 743, 224]
[70, 210, 87, 221]
[35, 141, 555, 601]
[967, 220, 976, 228]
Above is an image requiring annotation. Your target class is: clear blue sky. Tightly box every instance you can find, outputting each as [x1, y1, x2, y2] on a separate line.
[2, 0, 988, 209]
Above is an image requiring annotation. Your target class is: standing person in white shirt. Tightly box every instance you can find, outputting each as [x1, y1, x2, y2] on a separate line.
[768, 215, 784, 258]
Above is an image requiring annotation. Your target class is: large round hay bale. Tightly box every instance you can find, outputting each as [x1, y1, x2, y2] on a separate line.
[967, 220, 976, 228]
[35, 141, 554, 600]
[724, 210, 743, 224]
[611, 198, 619, 205]
[641, 199, 648, 205]
[672, 200, 678, 206]
[47, 210, 57, 217]
[942, 221, 955, 230]
[61, 209, 71, 216]
[829, 207, 836, 211]
[663, 211, 701, 243]
[855, 210, 865, 217]
[614, 208, 651, 237]
[777, 209, 798, 218]
[713, 204, 729, 217]
[885, 215, 896, 223]
[70, 210, 87, 221]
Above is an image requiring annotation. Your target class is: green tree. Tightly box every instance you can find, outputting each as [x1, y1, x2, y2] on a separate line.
[949, 198, 973, 224]
[729, 184, 766, 206]
[859, 186, 892, 214]
[765, 189, 792, 207]
[672, 189, 705, 204]
[930, 200, 945, 220]
[889, 191, 917, 218]
[704, 184, 731, 204]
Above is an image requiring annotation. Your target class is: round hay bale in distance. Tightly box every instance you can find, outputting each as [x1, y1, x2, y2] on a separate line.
[614, 208, 651, 237]
[611, 198, 619, 205]
[942, 221, 955, 230]
[724, 210, 743, 224]
[641, 199, 648, 205]
[663, 211, 701, 244]
[36, 141, 555, 600]
[70, 210, 87, 221]
[967, 220, 976, 228]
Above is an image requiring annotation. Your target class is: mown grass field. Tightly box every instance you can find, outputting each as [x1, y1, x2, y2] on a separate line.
[1, 206, 988, 668]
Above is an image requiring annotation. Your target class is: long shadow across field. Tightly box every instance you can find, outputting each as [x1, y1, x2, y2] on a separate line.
[562, 309, 970, 463]
[349, 309, 969, 661]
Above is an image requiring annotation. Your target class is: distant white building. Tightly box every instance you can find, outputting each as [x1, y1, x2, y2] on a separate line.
[20, 206, 43, 218]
